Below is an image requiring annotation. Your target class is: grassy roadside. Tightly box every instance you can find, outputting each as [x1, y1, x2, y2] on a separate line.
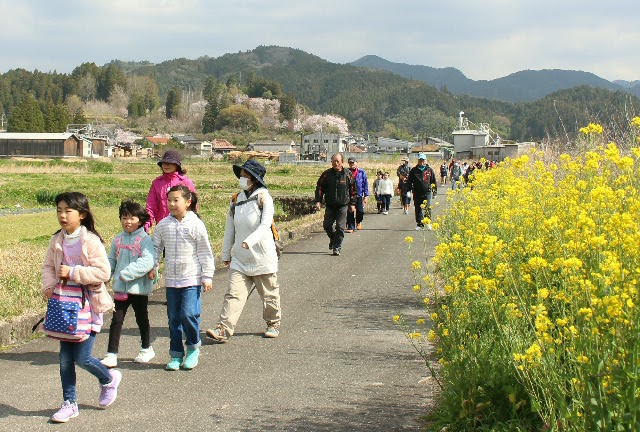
[0, 157, 408, 322]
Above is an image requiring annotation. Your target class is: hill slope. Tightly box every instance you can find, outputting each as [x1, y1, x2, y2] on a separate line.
[351, 55, 625, 102]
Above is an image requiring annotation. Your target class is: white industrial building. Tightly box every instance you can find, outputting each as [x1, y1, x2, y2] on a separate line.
[302, 133, 349, 159]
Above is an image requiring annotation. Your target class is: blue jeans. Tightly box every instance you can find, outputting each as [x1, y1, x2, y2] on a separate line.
[60, 332, 112, 403]
[166, 286, 202, 358]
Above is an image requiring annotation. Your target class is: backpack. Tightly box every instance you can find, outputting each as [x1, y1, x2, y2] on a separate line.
[231, 192, 283, 259]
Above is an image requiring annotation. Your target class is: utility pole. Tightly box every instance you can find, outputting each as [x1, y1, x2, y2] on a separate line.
[0, 112, 6, 131]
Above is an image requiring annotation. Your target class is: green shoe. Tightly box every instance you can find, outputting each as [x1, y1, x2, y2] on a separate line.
[165, 357, 182, 371]
[181, 349, 199, 370]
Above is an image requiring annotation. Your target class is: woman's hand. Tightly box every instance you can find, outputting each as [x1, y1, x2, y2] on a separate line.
[43, 287, 54, 299]
[242, 242, 249, 249]
[148, 269, 156, 280]
[58, 265, 71, 279]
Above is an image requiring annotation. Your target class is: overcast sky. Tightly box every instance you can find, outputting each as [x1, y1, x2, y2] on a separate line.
[1, 0, 637, 81]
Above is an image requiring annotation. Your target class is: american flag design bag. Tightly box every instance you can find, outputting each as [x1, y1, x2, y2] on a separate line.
[43, 282, 90, 342]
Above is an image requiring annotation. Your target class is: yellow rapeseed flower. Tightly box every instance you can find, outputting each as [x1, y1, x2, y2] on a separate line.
[576, 355, 590, 364]
[412, 261, 422, 270]
[404, 236, 414, 244]
[392, 315, 401, 323]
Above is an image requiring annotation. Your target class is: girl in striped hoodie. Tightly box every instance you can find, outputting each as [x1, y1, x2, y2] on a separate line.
[42, 192, 121, 423]
[153, 186, 215, 371]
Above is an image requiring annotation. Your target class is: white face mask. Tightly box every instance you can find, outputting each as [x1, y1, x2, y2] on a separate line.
[238, 177, 251, 190]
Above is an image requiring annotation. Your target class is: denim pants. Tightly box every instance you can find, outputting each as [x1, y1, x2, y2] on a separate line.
[60, 332, 112, 403]
[346, 196, 365, 229]
[414, 192, 432, 227]
[323, 205, 348, 249]
[166, 286, 202, 358]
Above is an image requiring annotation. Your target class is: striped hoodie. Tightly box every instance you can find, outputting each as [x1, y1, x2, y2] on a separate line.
[153, 211, 215, 288]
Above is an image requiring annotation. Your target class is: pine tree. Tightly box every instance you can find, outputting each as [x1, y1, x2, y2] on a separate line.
[165, 87, 180, 119]
[72, 108, 87, 124]
[202, 82, 231, 133]
[8, 95, 45, 132]
[279, 94, 297, 120]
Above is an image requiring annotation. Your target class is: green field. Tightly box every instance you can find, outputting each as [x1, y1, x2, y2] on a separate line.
[0, 157, 403, 321]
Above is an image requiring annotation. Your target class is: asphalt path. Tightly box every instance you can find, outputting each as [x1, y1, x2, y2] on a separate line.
[0, 193, 445, 432]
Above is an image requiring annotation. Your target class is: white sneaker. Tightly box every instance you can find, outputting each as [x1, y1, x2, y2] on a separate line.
[383, 211, 388, 215]
[415, 226, 423, 231]
[427, 224, 433, 231]
[101, 352, 118, 368]
[134, 346, 155, 363]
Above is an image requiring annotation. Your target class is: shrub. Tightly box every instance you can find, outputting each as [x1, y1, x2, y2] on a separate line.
[87, 160, 114, 173]
[35, 190, 58, 206]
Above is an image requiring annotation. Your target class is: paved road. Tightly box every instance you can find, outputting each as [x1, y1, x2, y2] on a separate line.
[0, 194, 444, 432]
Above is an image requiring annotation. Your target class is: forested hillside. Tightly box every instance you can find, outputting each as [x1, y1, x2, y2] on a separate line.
[1, 46, 638, 142]
[351, 55, 627, 102]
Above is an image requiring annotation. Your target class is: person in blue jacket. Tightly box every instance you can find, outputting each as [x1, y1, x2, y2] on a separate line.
[345, 157, 369, 232]
[101, 200, 156, 368]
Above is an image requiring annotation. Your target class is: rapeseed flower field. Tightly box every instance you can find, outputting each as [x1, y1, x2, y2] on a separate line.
[406, 125, 640, 430]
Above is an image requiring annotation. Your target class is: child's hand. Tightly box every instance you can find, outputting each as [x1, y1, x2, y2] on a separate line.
[148, 269, 156, 280]
[58, 265, 71, 279]
[202, 280, 213, 292]
[43, 287, 54, 299]
[242, 242, 249, 249]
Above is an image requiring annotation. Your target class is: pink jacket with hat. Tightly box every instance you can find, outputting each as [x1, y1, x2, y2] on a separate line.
[145, 172, 197, 230]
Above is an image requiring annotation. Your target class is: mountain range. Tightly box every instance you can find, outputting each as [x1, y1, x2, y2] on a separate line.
[350, 55, 640, 102]
[2, 46, 639, 142]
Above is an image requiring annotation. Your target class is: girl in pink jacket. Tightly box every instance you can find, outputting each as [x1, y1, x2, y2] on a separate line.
[145, 150, 197, 230]
[42, 192, 121, 423]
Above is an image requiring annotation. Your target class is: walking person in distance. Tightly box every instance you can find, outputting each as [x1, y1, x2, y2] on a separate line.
[315, 153, 356, 256]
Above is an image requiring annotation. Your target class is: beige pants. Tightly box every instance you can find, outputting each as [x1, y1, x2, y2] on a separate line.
[218, 270, 281, 335]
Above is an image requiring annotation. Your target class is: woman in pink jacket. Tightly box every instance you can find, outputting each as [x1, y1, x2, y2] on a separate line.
[145, 150, 197, 230]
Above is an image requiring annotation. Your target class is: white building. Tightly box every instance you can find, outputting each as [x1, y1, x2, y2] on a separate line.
[302, 133, 349, 159]
[375, 137, 416, 153]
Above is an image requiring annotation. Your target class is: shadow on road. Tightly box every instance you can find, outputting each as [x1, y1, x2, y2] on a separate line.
[327, 293, 424, 331]
[0, 403, 100, 419]
[0, 350, 58, 365]
[232, 391, 428, 432]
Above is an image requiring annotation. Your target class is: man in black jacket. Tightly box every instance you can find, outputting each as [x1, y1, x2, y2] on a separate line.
[408, 153, 437, 230]
[315, 153, 357, 255]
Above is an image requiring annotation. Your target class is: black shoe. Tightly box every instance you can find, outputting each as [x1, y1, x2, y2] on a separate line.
[329, 240, 334, 250]
[332, 247, 341, 256]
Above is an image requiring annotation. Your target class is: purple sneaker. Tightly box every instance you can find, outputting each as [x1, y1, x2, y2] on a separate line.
[98, 369, 122, 409]
[51, 400, 78, 423]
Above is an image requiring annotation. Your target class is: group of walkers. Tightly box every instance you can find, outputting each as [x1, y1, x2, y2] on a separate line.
[40, 148, 490, 423]
[315, 152, 441, 258]
[440, 159, 497, 189]
[41, 151, 281, 423]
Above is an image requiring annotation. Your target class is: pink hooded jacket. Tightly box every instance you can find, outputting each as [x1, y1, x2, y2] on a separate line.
[145, 172, 197, 230]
